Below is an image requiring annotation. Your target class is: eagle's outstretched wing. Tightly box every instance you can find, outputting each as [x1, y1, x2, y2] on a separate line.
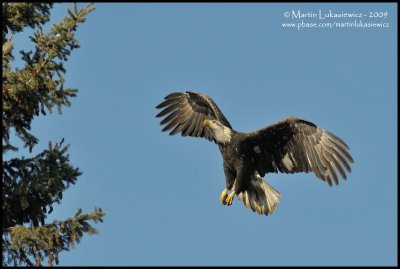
[155, 91, 231, 142]
[244, 117, 353, 186]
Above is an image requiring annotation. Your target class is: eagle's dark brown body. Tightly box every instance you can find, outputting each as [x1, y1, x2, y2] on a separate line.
[218, 131, 250, 193]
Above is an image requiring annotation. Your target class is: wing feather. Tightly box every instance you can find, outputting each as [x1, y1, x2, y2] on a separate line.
[328, 136, 354, 163]
[160, 109, 180, 125]
[156, 102, 180, 117]
[297, 134, 312, 172]
[319, 144, 338, 185]
[320, 138, 348, 179]
[303, 135, 325, 180]
[321, 136, 352, 172]
[331, 153, 347, 180]
[161, 118, 179, 132]
[244, 117, 353, 186]
[309, 136, 330, 183]
[155, 98, 178, 110]
[182, 113, 199, 136]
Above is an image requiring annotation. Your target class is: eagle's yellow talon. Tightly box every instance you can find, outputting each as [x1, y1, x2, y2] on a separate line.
[224, 192, 235, 206]
[220, 188, 228, 204]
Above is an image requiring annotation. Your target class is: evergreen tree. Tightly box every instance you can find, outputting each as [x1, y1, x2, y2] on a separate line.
[2, 3, 105, 266]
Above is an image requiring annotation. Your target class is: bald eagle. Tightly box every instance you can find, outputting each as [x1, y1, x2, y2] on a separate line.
[155, 91, 353, 216]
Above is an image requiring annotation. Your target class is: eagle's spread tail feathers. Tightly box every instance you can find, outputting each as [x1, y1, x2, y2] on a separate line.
[237, 175, 281, 216]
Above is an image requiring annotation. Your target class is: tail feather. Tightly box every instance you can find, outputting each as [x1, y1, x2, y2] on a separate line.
[237, 175, 281, 216]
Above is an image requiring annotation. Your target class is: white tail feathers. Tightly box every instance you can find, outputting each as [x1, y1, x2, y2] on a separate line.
[236, 175, 281, 216]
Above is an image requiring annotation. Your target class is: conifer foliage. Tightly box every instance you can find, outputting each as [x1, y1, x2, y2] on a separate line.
[2, 3, 105, 266]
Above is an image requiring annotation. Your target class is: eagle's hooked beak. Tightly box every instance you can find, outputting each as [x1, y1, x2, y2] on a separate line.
[203, 119, 212, 126]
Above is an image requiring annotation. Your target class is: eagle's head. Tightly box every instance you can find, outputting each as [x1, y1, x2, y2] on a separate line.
[203, 119, 232, 144]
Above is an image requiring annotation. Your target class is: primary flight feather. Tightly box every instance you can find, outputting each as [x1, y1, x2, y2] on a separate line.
[156, 91, 353, 216]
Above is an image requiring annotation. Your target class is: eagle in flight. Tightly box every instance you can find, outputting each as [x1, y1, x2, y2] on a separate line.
[155, 91, 354, 216]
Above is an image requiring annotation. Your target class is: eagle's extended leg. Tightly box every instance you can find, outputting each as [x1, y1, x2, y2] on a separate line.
[222, 166, 235, 205]
[220, 188, 228, 204]
[224, 190, 235, 206]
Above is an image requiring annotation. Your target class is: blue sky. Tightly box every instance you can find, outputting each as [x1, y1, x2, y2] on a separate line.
[9, 3, 397, 266]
